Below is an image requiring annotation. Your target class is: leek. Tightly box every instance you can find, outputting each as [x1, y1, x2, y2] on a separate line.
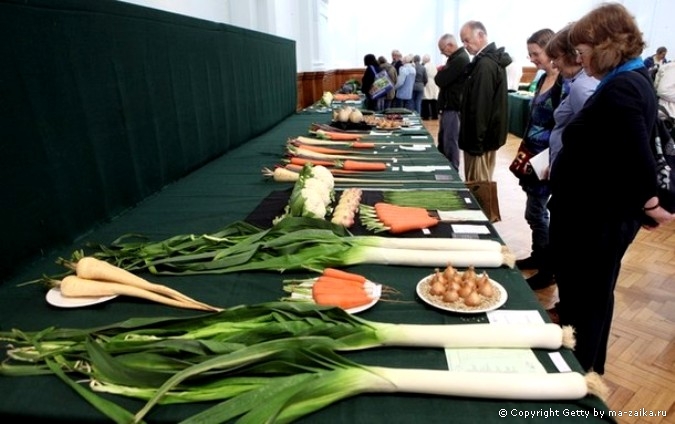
[53, 215, 513, 280]
[0, 302, 601, 424]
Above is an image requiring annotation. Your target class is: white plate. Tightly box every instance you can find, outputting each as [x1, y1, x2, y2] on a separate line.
[416, 274, 507, 314]
[46, 287, 118, 308]
[346, 282, 381, 314]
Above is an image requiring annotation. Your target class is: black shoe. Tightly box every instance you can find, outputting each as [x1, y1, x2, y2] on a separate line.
[516, 256, 540, 270]
[526, 273, 555, 290]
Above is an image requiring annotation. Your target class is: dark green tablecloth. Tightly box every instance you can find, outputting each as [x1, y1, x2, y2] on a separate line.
[0, 113, 612, 423]
[508, 93, 532, 138]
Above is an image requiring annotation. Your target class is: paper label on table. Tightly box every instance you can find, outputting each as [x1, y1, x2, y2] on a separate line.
[434, 174, 452, 181]
[370, 130, 393, 135]
[399, 144, 429, 151]
[451, 224, 491, 234]
[487, 310, 546, 324]
[437, 209, 489, 222]
[401, 165, 452, 172]
[549, 352, 572, 372]
[530, 147, 550, 180]
[391, 166, 400, 171]
[445, 348, 546, 374]
[411, 135, 429, 139]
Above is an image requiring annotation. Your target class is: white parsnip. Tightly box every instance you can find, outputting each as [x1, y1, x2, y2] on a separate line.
[72, 257, 221, 312]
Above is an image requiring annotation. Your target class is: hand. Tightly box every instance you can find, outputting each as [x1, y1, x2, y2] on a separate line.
[644, 205, 675, 227]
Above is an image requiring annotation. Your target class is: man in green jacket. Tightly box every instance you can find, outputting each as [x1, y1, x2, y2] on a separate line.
[458, 21, 512, 181]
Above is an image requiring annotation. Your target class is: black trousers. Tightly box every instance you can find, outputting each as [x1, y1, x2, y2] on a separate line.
[549, 207, 641, 374]
[421, 99, 438, 120]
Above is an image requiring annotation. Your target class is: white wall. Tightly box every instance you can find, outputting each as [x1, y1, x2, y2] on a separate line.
[119, 0, 674, 72]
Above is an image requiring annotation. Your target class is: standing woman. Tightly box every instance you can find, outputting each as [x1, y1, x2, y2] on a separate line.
[361, 54, 381, 111]
[549, 3, 674, 374]
[512, 29, 562, 292]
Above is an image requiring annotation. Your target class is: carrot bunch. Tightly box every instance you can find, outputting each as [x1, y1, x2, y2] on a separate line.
[359, 202, 440, 234]
[312, 129, 362, 141]
[283, 268, 379, 311]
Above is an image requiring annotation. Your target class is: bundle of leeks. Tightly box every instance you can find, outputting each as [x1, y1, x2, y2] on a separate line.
[0, 302, 605, 424]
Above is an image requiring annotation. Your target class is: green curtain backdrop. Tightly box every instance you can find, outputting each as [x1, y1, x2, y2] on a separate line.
[0, 0, 297, 281]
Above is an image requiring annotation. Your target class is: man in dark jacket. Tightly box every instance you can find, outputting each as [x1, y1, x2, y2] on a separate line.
[435, 33, 470, 170]
[458, 21, 512, 181]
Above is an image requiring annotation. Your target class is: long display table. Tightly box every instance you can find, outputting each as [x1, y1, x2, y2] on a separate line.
[0, 113, 613, 423]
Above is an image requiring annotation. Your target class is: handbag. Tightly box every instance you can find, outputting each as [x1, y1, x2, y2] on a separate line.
[509, 141, 537, 179]
[466, 180, 501, 223]
[369, 66, 394, 100]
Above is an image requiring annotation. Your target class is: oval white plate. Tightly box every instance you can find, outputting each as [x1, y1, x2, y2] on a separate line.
[346, 282, 381, 314]
[416, 274, 507, 314]
[46, 287, 118, 308]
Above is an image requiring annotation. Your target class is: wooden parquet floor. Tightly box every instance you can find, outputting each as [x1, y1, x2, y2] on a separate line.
[422, 119, 675, 423]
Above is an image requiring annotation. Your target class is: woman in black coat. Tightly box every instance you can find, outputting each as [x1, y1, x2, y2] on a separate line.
[548, 3, 674, 374]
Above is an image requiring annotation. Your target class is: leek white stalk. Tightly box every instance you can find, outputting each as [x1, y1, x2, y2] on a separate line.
[368, 368, 602, 400]
[346, 245, 513, 268]
[352, 235, 504, 251]
[374, 322, 574, 350]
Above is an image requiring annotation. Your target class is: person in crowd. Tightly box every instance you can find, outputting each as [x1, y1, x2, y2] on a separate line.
[511, 29, 562, 290]
[421, 54, 439, 120]
[394, 54, 416, 110]
[547, 25, 600, 174]
[391, 49, 403, 73]
[505, 62, 523, 92]
[549, 3, 674, 374]
[412, 54, 428, 115]
[644, 46, 668, 79]
[655, 60, 675, 118]
[361, 53, 382, 111]
[435, 33, 470, 169]
[523, 24, 600, 296]
[378, 56, 398, 111]
[458, 20, 512, 181]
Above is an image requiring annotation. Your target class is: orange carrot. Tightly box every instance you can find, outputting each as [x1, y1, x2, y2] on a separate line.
[312, 284, 372, 309]
[342, 160, 387, 171]
[387, 217, 439, 234]
[322, 268, 367, 283]
[288, 157, 334, 167]
[316, 130, 362, 141]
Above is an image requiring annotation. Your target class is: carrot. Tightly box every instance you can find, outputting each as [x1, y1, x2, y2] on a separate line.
[59, 275, 221, 311]
[387, 217, 439, 234]
[322, 268, 367, 283]
[372, 202, 439, 233]
[315, 275, 364, 289]
[311, 287, 372, 310]
[342, 160, 387, 171]
[71, 257, 221, 311]
[288, 157, 334, 167]
[315, 130, 362, 141]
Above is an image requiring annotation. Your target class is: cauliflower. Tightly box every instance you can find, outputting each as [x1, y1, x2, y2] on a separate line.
[310, 165, 334, 190]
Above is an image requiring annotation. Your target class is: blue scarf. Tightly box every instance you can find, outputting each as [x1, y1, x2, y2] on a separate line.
[596, 57, 645, 90]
